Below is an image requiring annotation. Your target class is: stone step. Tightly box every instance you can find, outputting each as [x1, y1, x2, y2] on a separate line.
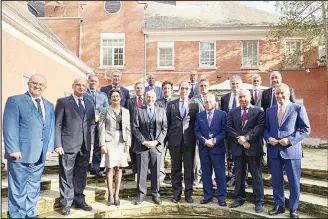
[2, 181, 327, 218]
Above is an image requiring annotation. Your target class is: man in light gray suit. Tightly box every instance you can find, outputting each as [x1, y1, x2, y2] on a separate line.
[85, 74, 109, 177]
[250, 74, 263, 107]
[133, 91, 168, 205]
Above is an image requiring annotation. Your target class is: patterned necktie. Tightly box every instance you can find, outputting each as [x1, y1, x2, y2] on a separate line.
[208, 111, 213, 126]
[35, 98, 43, 120]
[148, 107, 154, 120]
[272, 89, 277, 106]
[278, 105, 285, 125]
[241, 107, 247, 126]
[180, 101, 187, 119]
[232, 94, 237, 108]
[254, 90, 258, 102]
[138, 97, 143, 108]
[78, 99, 85, 118]
[91, 90, 96, 104]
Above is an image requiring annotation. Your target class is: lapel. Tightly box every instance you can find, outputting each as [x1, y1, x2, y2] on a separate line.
[244, 105, 254, 128]
[225, 93, 231, 111]
[83, 98, 92, 121]
[280, 103, 293, 126]
[173, 99, 183, 120]
[68, 95, 83, 119]
[271, 105, 279, 127]
[42, 98, 51, 127]
[154, 106, 160, 123]
[236, 106, 242, 123]
[141, 106, 149, 124]
[202, 111, 209, 128]
[24, 92, 44, 125]
[209, 110, 218, 128]
[108, 107, 116, 121]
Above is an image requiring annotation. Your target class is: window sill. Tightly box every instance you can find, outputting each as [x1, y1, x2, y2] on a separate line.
[240, 66, 259, 70]
[198, 66, 217, 70]
[99, 66, 125, 70]
[156, 67, 175, 70]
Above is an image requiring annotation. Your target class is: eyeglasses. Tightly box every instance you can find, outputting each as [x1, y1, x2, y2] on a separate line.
[253, 80, 260, 82]
[181, 87, 190, 90]
[200, 85, 208, 87]
[30, 81, 46, 88]
[74, 83, 87, 87]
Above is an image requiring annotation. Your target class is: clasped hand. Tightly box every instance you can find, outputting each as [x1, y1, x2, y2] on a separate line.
[143, 140, 158, 148]
[268, 137, 290, 146]
[238, 136, 250, 149]
[205, 138, 215, 147]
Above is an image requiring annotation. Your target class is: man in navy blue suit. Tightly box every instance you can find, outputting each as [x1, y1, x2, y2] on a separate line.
[264, 83, 310, 218]
[194, 93, 227, 207]
[3, 74, 55, 218]
[100, 70, 130, 108]
[144, 74, 162, 100]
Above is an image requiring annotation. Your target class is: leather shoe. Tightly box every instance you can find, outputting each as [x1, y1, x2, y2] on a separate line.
[152, 197, 162, 205]
[218, 201, 227, 207]
[75, 203, 92, 211]
[134, 198, 143, 205]
[200, 198, 213, 204]
[172, 197, 181, 203]
[114, 199, 120, 206]
[226, 178, 235, 187]
[268, 204, 285, 215]
[185, 197, 193, 203]
[255, 203, 264, 213]
[60, 208, 70, 215]
[229, 201, 244, 208]
[290, 210, 299, 218]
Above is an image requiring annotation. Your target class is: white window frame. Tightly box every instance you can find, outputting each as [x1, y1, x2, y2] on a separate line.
[22, 75, 30, 93]
[199, 41, 216, 68]
[157, 42, 175, 69]
[241, 40, 259, 69]
[285, 39, 303, 66]
[100, 33, 125, 68]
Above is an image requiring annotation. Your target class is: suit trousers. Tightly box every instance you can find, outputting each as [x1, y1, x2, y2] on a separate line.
[199, 150, 226, 203]
[225, 140, 235, 179]
[136, 148, 161, 199]
[130, 136, 138, 175]
[59, 145, 90, 210]
[159, 140, 169, 180]
[7, 153, 44, 218]
[169, 141, 195, 199]
[91, 126, 101, 172]
[193, 141, 202, 181]
[233, 152, 264, 205]
[271, 153, 301, 210]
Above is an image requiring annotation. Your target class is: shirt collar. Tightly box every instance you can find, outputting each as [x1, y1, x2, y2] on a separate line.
[278, 101, 289, 109]
[206, 109, 215, 114]
[28, 91, 42, 100]
[73, 94, 84, 101]
[179, 98, 188, 102]
[147, 104, 155, 110]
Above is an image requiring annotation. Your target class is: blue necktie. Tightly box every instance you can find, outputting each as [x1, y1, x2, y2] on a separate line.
[271, 89, 277, 107]
[35, 98, 43, 119]
[148, 108, 154, 120]
[180, 101, 187, 119]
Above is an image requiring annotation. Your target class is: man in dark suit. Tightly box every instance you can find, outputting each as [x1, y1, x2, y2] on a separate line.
[155, 81, 174, 183]
[221, 75, 246, 188]
[55, 77, 96, 215]
[85, 74, 109, 177]
[188, 71, 197, 99]
[261, 71, 296, 181]
[167, 81, 200, 204]
[264, 83, 310, 218]
[3, 74, 55, 218]
[132, 90, 168, 205]
[144, 74, 162, 100]
[100, 70, 130, 107]
[227, 89, 265, 213]
[126, 82, 146, 179]
[194, 93, 227, 207]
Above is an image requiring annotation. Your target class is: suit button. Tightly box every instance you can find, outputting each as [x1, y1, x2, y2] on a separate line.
[41, 139, 43, 141]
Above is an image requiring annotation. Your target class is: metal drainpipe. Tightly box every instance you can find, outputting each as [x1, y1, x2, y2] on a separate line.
[79, 19, 83, 59]
[144, 33, 147, 84]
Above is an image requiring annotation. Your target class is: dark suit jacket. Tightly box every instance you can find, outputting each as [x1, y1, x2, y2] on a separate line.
[145, 85, 162, 100]
[261, 87, 296, 112]
[221, 92, 233, 113]
[249, 89, 263, 107]
[166, 98, 200, 147]
[55, 95, 95, 153]
[100, 84, 130, 108]
[227, 105, 265, 157]
[126, 96, 146, 122]
[132, 106, 168, 153]
[194, 109, 227, 155]
[85, 89, 109, 116]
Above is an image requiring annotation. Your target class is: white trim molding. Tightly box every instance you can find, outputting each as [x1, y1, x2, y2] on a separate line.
[157, 41, 175, 69]
[100, 32, 125, 68]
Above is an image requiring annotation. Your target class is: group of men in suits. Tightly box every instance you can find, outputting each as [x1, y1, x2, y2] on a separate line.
[3, 69, 310, 218]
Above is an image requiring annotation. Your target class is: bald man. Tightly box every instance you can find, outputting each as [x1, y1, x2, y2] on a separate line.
[3, 74, 55, 218]
[55, 77, 96, 215]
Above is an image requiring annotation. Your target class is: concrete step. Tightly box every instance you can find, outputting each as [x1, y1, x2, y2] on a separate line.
[2, 181, 327, 218]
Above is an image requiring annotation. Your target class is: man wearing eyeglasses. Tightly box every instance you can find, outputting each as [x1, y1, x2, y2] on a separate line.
[250, 74, 263, 107]
[166, 82, 200, 204]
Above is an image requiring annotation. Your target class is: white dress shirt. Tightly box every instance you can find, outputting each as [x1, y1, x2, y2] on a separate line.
[72, 94, 85, 109]
[228, 92, 239, 110]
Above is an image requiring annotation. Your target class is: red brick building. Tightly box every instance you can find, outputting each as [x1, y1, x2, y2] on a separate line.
[33, 1, 327, 140]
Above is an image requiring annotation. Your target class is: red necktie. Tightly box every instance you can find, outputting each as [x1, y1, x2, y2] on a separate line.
[254, 90, 258, 102]
[137, 97, 142, 108]
[241, 107, 247, 126]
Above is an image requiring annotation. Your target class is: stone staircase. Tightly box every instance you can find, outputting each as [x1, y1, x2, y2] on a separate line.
[1, 148, 328, 218]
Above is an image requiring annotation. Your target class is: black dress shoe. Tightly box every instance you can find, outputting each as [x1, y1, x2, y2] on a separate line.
[134, 198, 143, 205]
[268, 204, 285, 215]
[172, 197, 181, 203]
[107, 196, 114, 206]
[152, 198, 162, 205]
[75, 203, 92, 211]
[255, 203, 264, 213]
[185, 197, 193, 203]
[114, 199, 120, 206]
[229, 201, 244, 208]
[60, 208, 70, 215]
[218, 201, 227, 207]
[290, 210, 299, 218]
[200, 198, 213, 204]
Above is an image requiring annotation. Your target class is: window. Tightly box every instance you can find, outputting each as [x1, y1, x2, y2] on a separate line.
[104, 1, 122, 14]
[199, 42, 216, 67]
[157, 42, 174, 68]
[285, 40, 302, 65]
[242, 41, 259, 68]
[22, 75, 30, 93]
[100, 33, 125, 67]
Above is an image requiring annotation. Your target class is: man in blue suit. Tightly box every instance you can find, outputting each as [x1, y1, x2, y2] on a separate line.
[264, 83, 310, 218]
[100, 70, 130, 108]
[144, 74, 162, 100]
[194, 93, 227, 207]
[3, 74, 55, 218]
[85, 74, 109, 177]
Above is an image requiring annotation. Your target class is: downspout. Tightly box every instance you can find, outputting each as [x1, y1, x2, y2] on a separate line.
[144, 33, 147, 84]
[79, 19, 83, 59]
